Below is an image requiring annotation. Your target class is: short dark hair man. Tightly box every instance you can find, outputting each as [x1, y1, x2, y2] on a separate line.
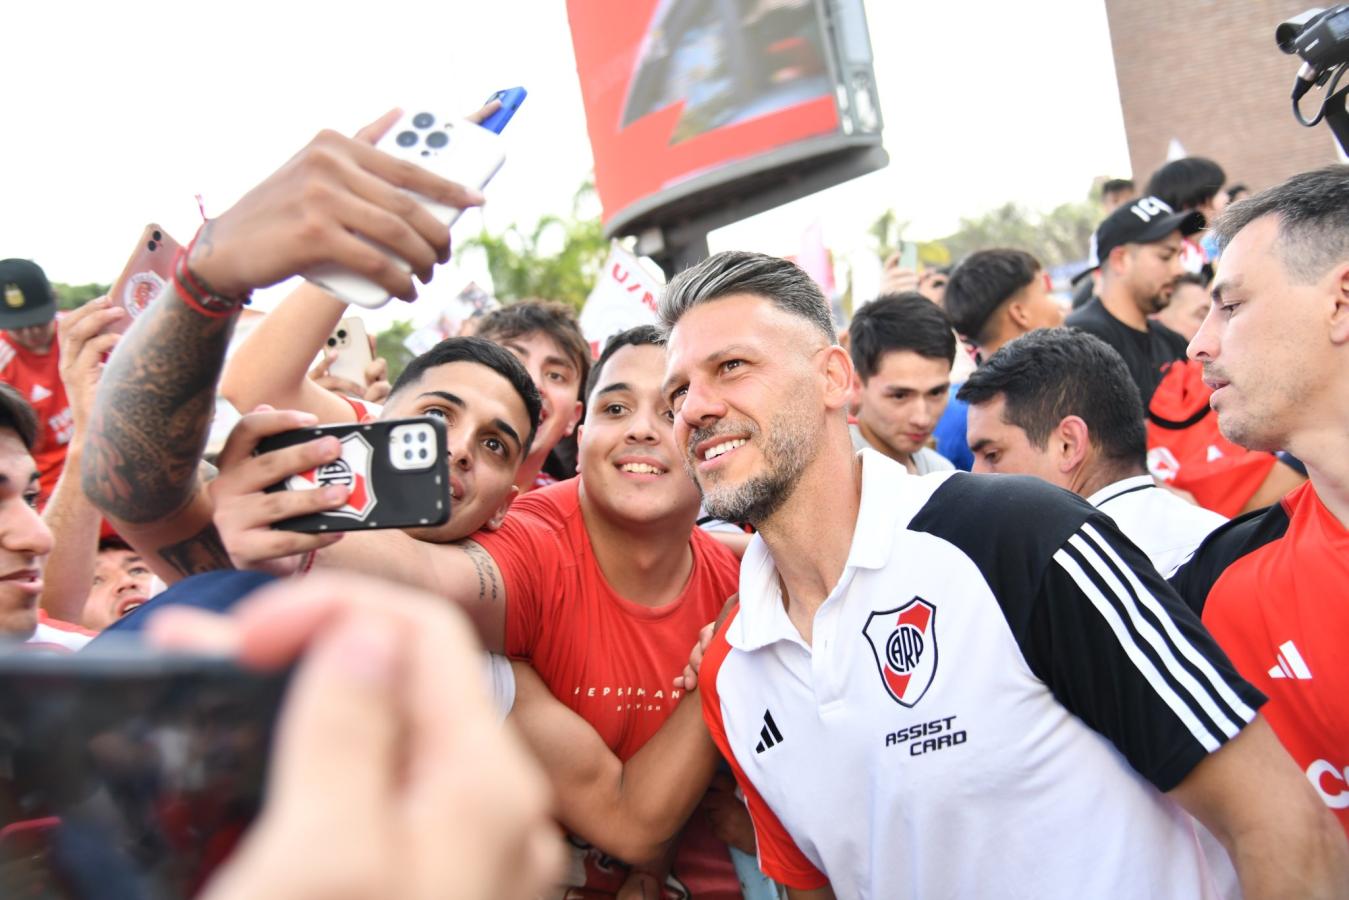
[475, 300, 591, 490]
[944, 249, 1064, 359]
[0, 260, 72, 508]
[847, 294, 955, 475]
[1173, 164, 1349, 835]
[960, 329, 1226, 576]
[1065, 196, 1203, 405]
[658, 249, 1347, 898]
[1147, 157, 1228, 222]
[932, 249, 1065, 471]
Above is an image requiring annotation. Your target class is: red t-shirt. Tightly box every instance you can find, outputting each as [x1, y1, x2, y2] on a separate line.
[1177, 482, 1349, 832]
[475, 478, 741, 898]
[0, 331, 71, 507]
[1146, 359, 1276, 517]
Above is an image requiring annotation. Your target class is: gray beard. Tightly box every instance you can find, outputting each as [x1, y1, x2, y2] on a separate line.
[685, 405, 818, 527]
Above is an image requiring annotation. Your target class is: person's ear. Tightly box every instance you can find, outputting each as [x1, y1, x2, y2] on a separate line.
[562, 399, 583, 438]
[1106, 245, 1130, 278]
[482, 485, 520, 532]
[1330, 263, 1349, 345]
[1053, 416, 1092, 474]
[1006, 293, 1033, 331]
[821, 345, 856, 413]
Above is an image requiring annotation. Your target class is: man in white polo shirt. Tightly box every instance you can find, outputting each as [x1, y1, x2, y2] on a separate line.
[960, 327, 1227, 577]
[659, 251, 1348, 899]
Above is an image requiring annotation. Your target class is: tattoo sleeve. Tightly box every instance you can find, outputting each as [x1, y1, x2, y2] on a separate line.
[157, 523, 235, 578]
[82, 223, 238, 524]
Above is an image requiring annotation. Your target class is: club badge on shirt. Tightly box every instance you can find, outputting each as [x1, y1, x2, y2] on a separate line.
[863, 597, 938, 707]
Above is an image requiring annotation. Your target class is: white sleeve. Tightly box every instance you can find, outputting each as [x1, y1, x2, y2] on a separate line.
[482, 653, 516, 722]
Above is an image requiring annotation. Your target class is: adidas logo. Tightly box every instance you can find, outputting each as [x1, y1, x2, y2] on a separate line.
[30, 384, 50, 402]
[755, 709, 784, 754]
[1268, 640, 1312, 680]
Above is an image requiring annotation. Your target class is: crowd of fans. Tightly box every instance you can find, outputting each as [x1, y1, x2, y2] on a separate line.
[1, 103, 1348, 899]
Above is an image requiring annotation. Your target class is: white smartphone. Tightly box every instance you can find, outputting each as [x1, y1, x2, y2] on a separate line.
[325, 317, 374, 385]
[306, 111, 507, 309]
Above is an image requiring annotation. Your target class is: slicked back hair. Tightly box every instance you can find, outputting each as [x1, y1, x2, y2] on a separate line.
[475, 300, 593, 401]
[0, 383, 38, 452]
[585, 324, 667, 403]
[1211, 165, 1349, 284]
[957, 328, 1146, 470]
[659, 251, 836, 342]
[849, 293, 956, 381]
[944, 249, 1041, 346]
[390, 336, 542, 455]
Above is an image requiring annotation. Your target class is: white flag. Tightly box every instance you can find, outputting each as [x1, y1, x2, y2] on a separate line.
[579, 243, 664, 355]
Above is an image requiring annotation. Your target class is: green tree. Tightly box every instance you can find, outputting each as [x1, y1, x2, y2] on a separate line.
[935, 195, 1103, 269]
[461, 181, 609, 310]
[51, 282, 111, 311]
[375, 319, 416, 384]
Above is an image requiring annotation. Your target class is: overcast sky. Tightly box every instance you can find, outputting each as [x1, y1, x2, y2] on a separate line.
[2, 0, 1130, 328]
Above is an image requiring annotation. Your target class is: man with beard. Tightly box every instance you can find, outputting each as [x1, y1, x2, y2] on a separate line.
[1173, 166, 1349, 834]
[658, 250, 1348, 899]
[1066, 196, 1203, 407]
[213, 326, 743, 896]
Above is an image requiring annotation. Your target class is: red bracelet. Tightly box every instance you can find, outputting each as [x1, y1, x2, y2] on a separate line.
[172, 225, 251, 318]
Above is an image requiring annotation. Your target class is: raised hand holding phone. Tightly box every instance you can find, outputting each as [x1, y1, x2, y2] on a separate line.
[304, 108, 508, 309]
[187, 110, 484, 305]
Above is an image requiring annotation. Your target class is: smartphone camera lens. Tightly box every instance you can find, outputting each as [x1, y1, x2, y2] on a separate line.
[147, 240, 157, 251]
[426, 131, 449, 149]
[336, 329, 347, 340]
[403, 433, 411, 444]
[412, 112, 435, 129]
[326, 337, 337, 347]
[418, 431, 427, 442]
[396, 130, 418, 148]
[152, 230, 162, 241]
[404, 450, 413, 460]
[419, 448, 428, 460]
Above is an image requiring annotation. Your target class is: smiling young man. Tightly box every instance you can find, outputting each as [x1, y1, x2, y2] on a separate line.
[210, 325, 743, 896]
[0, 383, 90, 651]
[657, 250, 1347, 899]
[847, 293, 955, 475]
[1171, 166, 1349, 833]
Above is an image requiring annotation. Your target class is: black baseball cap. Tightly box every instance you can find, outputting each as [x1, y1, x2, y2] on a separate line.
[0, 259, 56, 329]
[1088, 196, 1205, 271]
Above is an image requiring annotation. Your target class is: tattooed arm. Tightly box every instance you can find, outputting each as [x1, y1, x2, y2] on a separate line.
[80, 265, 239, 583]
[81, 110, 481, 582]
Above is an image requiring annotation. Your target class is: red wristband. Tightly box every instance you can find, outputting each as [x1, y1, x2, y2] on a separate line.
[172, 225, 251, 318]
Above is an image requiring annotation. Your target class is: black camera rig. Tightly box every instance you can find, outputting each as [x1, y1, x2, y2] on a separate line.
[1279, 5, 1349, 154]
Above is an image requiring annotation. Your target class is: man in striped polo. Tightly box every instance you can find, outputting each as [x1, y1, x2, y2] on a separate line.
[659, 250, 1348, 899]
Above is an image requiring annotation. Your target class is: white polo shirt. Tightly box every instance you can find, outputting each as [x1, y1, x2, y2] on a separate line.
[1089, 475, 1228, 577]
[701, 451, 1262, 899]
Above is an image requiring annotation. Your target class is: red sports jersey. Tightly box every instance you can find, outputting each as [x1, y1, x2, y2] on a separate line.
[0, 331, 71, 507]
[1177, 482, 1349, 831]
[1146, 359, 1276, 517]
[475, 478, 741, 898]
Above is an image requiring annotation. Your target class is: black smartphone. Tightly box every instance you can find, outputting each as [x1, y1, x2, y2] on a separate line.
[257, 416, 450, 533]
[0, 641, 291, 899]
